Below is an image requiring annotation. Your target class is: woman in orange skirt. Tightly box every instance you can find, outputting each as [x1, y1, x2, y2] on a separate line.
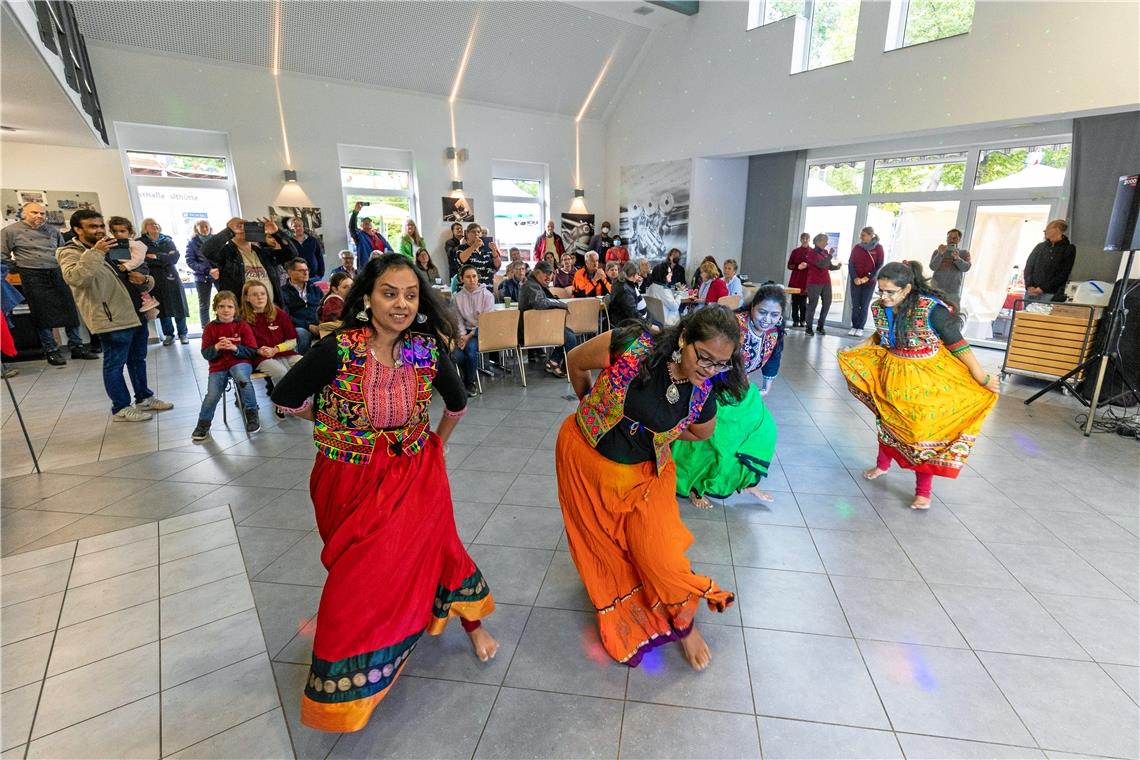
[837, 261, 999, 509]
[272, 254, 497, 733]
[556, 307, 748, 670]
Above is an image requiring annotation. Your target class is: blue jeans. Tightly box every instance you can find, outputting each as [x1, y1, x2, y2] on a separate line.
[849, 281, 876, 329]
[38, 326, 84, 351]
[550, 328, 577, 366]
[101, 325, 153, 414]
[295, 327, 313, 355]
[159, 314, 188, 340]
[198, 364, 258, 423]
[195, 281, 213, 328]
[452, 331, 479, 386]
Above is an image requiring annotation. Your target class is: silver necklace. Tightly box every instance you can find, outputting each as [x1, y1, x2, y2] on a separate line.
[369, 341, 404, 368]
[665, 362, 688, 405]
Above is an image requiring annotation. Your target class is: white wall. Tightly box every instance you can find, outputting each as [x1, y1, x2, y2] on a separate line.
[6, 44, 605, 272]
[603, 0, 1140, 223]
[689, 157, 749, 271]
[0, 141, 132, 219]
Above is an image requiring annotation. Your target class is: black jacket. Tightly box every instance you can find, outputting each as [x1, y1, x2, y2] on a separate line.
[201, 229, 292, 306]
[606, 280, 645, 326]
[1024, 236, 1076, 300]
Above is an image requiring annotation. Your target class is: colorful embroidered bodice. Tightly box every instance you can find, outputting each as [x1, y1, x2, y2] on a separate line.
[872, 295, 946, 359]
[737, 312, 778, 374]
[576, 332, 711, 472]
[313, 328, 438, 464]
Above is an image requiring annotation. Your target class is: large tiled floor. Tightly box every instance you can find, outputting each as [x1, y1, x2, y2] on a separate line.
[2, 329, 1138, 759]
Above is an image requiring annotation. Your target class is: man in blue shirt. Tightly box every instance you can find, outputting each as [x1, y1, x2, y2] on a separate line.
[281, 258, 322, 354]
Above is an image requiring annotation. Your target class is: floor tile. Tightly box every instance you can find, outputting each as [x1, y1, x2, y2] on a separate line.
[270, 662, 341, 760]
[251, 531, 326, 587]
[811, 528, 921, 581]
[176, 488, 279, 525]
[728, 523, 823, 573]
[161, 573, 256, 637]
[1, 542, 75, 575]
[74, 522, 156, 556]
[620, 702, 761, 759]
[895, 534, 1020, 589]
[794, 492, 888, 533]
[1100, 663, 1139, 704]
[158, 504, 232, 535]
[160, 518, 238, 563]
[68, 538, 158, 588]
[626, 623, 754, 713]
[161, 653, 280, 755]
[947, 505, 1063, 546]
[832, 576, 967, 648]
[506, 607, 628, 699]
[1, 632, 53, 691]
[161, 607, 267, 688]
[26, 694, 159, 759]
[32, 642, 159, 739]
[95, 480, 221, 521]
[1, 683, 39, 751]
[1, 592, 63, 646]
[1, 473, 93, 509]
[474, 504, 566, 550]
[931, 584, 1087, 660]
[734, 566, 849, 637]
[723, 495, 805, 527]
[782, 465, 863, 496]
[466, 544, 553, 606]
[1, 511, 85, 555]
[756, 717, 902, 759]
[58, 565, 158, 627]
[236, 489, 317, 531]
[744, 628, 889, 729]
[31, 476, 153, 514]
[164, 455, 271, 485]
[327, 676, 497, 759]
[249, 580, 322, 658]
[474, 687, 622, 760]
[895, 733, 1046, 759]
[986, 543, 1128, 600]
[237, 526, 309, 578]
[160, 542, 246, 596]
[452, 501, 496, 543]
[980, 651, 1139, 758]
[167, 708, 292, 760]
[534, 551, 593, 612]
[1034, 594, 1139, 666]
[503, 474, 560, 508]
[1032, 510, 1140, 554]
[407, 602, 529, 686]
[47, 600, 158, 676]
[1075, 549, 1140, 601]
[859, 640, 1034, 746]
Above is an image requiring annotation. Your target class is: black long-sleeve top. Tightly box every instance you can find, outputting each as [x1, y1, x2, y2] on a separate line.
[1023, 236, 1076, 299]
[201, 229, 292, 306]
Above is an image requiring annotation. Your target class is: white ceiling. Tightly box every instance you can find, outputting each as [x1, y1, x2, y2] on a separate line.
[70, 0, 685, 119]
[0, 8, 106, 148]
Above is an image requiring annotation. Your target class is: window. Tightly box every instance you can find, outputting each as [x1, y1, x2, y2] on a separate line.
[888, 0, 974, 50]
[492, 177, 544, 257]
[126, 151, 228, 180]
[340, 166, 414, 244]
[799, 0, 861, 71]
[973, 143, 1071, 189]
[870, 153, 967, 193]
[868, 200, 960, 262]
[807, 162, 865, 196]
[747, 0, 805, 30]
[803, 205, 856, 308]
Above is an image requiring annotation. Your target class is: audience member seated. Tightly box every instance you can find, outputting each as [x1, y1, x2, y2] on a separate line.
[240, 281, 300, 418]
[605, 261, 651, 328]
[498, 260, 527, 302]
[398, 219, 425, 261]
[533, 220, 564, 262]
[202, 216, 291, 307]
[698, 260, 729, 304]
[192, 290, 259, 441]
[330, 249, 357, 279]
[606, 235, 630, 265]
[635, 257, 652, 293]
[320, 272, 353, 323]
[691, 255, 721, 289]
[553, 252, 577, 289]
[723, 258, 743, 299]
[348, 201, 393, 268]
[452, 264, 494, 396]
[573, 252, 610, 298]
[603, 260, 621, 290]
[508, 247, 524, 265]
[590, 221, 615, 258]
[650, 247, 686, 289]
[286, 216, 325, 281]
[281, 258, 322, 353]
[520, 261, 575, 378]
[415, 248, 441, 282]
[542, 251, 557, 271]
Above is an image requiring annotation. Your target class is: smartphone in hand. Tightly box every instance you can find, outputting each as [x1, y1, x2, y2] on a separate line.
[244, 222, 267, 243]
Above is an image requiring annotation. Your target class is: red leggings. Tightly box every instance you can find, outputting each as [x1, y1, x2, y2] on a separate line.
[877, 444, 933, 499]
[460, 618, 481, 632]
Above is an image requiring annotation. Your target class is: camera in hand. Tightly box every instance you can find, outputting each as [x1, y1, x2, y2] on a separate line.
[108, 237, 132, 261]
[244, 221, 266, 243]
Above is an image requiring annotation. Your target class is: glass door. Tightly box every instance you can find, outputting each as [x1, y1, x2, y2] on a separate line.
[960, 201, 1055, 345]
[803, 204, 857, 311]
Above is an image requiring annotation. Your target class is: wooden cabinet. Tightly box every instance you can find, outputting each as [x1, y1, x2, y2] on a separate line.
[1002, 303, 1101, 381]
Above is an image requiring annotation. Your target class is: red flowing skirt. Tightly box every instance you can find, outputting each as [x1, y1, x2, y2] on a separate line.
[300, 434, 494, 733]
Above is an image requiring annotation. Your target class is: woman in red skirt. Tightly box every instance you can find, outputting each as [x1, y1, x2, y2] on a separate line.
[272, 254, 497, 733]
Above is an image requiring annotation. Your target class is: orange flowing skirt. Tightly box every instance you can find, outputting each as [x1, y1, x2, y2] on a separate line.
[554, 416, 734, 666]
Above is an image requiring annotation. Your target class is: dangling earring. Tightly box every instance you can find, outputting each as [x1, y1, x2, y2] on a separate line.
[671, 348, 682, 364]
[415, 313, 428, 324]
[356, 300, 371, 322]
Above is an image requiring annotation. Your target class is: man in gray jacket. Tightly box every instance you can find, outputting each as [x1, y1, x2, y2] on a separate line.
[928, 228, 972, 302]
[57, 210, 173, 422]
[519, 261, 575, 377]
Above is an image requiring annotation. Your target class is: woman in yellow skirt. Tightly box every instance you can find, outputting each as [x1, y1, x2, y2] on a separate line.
[837, 261, 999, 509]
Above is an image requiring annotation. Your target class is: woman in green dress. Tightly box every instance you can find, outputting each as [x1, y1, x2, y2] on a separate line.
[673, 284, 785, 508]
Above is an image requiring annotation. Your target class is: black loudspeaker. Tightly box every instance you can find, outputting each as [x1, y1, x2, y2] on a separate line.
[1078, 277, 1140, 407]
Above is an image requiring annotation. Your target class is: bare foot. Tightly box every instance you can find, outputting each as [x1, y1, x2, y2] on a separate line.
[746, 486, 774, 503]
[910, 496, 931, 510]
[863, 467, 888, 480]
[688, 492, 713, 510]
[466, 626, 499, 662]
[678, 626, 711, 671]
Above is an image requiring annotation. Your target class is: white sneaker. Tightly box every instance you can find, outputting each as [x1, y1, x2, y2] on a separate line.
[136, 397, 174, 411]
[848, 328, 857, 336]
[114, 407, 153, 422]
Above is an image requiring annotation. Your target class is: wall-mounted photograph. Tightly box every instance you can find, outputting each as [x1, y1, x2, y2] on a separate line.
[619, 159, 691, 264]
[442, 196, 475, 223]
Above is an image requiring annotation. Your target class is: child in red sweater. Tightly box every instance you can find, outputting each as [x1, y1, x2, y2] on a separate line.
[240, 281, 300, 419]
[192, 291, 260, 441]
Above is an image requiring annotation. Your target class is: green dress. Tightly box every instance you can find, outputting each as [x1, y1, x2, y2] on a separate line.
[672, 314, 781, 498]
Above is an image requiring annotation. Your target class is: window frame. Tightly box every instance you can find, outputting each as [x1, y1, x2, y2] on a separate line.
[793, 0, 861, 73]
[491, 176, 546, 259]
[886, 0, 975, 51]
[339, 164, 417, 246]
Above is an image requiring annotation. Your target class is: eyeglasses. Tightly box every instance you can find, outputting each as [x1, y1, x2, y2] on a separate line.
[877, 288, 903, 298]
[693, 347, 732, 372]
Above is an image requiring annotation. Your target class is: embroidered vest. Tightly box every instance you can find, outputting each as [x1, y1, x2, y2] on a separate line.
[575, 332, 711, 472]
[737, 312, 778, 374]
[872, 295, 946, 359]
[313, 328, 438, 464]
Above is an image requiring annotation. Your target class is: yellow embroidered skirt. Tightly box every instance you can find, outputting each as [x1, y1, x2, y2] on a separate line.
[837, 344, 996, 478]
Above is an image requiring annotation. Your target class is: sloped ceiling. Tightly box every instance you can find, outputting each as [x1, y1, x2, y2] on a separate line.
[71, 0, 674, 119]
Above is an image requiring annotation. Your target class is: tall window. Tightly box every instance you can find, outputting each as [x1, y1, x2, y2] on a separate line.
[888, 0, 975, 50]
[492, 177, 544, 257]
[340, 166, 414, 244]
[798, 0, 861, 71]
[973, 144, 1071, 189]
[746, 0, 805, 30]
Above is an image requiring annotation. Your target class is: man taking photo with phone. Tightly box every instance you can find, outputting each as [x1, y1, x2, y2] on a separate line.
[928, 228, 972, 302]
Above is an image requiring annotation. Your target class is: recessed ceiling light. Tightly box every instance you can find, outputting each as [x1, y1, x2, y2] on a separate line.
[633, 6, 654, 15]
